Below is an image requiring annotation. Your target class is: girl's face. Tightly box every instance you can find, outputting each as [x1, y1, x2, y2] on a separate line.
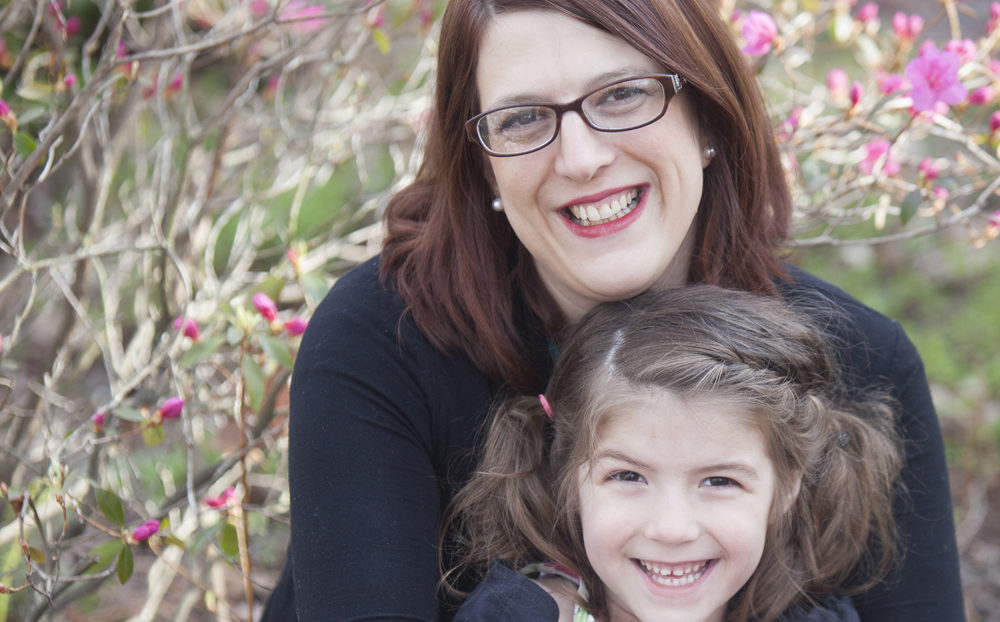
[576, 391, 775, 622]
[475, 11, 708, 323]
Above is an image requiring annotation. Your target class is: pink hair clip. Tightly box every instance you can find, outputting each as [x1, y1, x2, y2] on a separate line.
[538, 394, 554, 420]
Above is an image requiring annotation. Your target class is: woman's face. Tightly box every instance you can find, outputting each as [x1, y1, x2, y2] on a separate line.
[476, 10, 709, 323]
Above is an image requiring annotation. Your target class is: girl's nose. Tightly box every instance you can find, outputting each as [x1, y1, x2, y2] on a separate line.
[642, 492, 701, 544]
[553, 112, 615, 183]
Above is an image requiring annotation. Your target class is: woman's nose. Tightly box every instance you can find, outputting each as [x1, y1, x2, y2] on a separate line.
[642, 492, 701, 544]
[553, 112, 615, 182]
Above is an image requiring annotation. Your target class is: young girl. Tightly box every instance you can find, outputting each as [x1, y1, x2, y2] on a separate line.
[447, 285, 904, 622]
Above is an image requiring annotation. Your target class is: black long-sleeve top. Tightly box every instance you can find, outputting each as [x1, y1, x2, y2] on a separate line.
[260, 257, 964, 622]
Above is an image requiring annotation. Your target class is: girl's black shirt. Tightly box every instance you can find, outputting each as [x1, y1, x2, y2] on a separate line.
[261, 257, 964, 622]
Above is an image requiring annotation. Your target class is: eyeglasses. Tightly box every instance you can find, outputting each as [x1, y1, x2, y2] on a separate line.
[465, 74, 685, 157]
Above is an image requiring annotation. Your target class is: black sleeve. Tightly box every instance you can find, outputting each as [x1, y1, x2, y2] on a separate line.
[452, 560, 561, 622]
[281, 259, 492, 621]
[850, 323, 965, 621]
[783, 268, 965, 622]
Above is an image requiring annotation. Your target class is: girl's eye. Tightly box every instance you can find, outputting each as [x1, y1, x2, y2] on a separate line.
[609, 470, 645, 483]
[701, 476, 737, 488]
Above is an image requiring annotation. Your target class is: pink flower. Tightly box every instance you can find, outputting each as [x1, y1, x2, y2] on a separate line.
[64, 15, 81, 36]
[944, 38, 976, 64]
[251, 0, 270, 17]
[365, 3, 385, 28]
[826, 68, 849, 96]
[64, 74, 77, 88]
[918, 157, 941, 180]
[877, 70, 905, 94]
[252, 293, 278, 322]
[204, 487, 237, 509]
[856, 2, 879, 24]
[131, 520, 160, 541]
[742, 11, 778, 57]
[968, 86, 995, 105]
[0, 98, 16, 132]
[892, 12, 924, 41]
[905, 44, 967, 112]
[859, 140, 900, 176]
[284, 316, 308, 336]
[989, 210, 1000, 227]
[990, 110, 1000, 133]
[989, 2, 1000, 34]
[167, 73, 184, 94]
[158, 397, 185, 421]
[850, 82, 864, 107]
[279, 0, 326, 33]
[92, 412, 106, 427]
[173, 316, 201, 341]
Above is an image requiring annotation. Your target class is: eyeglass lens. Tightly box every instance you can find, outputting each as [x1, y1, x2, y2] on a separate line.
[474, 76, 672, 156]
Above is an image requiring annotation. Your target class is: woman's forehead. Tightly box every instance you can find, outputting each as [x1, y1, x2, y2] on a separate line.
[475, 10, 659, 108]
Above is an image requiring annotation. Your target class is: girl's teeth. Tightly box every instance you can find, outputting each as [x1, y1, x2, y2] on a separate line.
[638, 560, 709, 587]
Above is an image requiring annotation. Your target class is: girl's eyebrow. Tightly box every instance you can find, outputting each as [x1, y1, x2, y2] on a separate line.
[486, 65, 659, 109]
[697, 462, 761, 481]
[591, 448, 654, 472]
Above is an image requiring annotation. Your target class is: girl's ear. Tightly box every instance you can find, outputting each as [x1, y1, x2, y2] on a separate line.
[775, 474, 803, 518]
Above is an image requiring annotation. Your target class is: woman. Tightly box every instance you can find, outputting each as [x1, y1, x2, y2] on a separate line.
[262, 0, 964, 620]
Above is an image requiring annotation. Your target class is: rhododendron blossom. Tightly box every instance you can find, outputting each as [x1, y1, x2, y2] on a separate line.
[877, 71, 905, 95]
[990, 2, 1000, 34]
[860, 140, 900, 176]
[284, 316, 308, 336]
[132, 520, 160, 541]
[826, 68, 849, 95]
[990, 110, 1000, 133]
[850, 82, 864, 108]
[892, 12, 924, 41]
[158, 397, 185, 420]
[741, 11, 777, 56]
[252, 293, 279, 322]
[944, 39, 976, 64]
[918, 157, 941, 180]
[279, 1, 326, 33]
[204, 487, 237, 509]
[92, 412, 106, 427]
[968, 86, 995, 105]
[856, 2, 879, 24]
[174, 316, 201, 341]
[905, 44, 967, 112]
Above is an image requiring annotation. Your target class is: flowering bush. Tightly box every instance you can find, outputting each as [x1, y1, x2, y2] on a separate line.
[0, 0, 995, 619]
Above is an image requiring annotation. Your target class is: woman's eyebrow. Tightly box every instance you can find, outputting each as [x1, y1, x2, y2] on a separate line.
[485, 65, 659, 109]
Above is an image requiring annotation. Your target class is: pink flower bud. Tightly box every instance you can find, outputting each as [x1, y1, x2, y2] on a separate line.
[204, 487, 237, 509]
[0, 97, 16, 131]
[286, 247, 300, 269]
[741, 11, 778, 57]
[918, 157, 941, 180]
[365, 3, 385, 28]
[849, 82, 864, 107]
[933, 186, 949, 200]
[860, 140, 900, 176]
[877, 71, 905, 95]
[944, 38, 976, 64]
[252, 293, 278, 322]
[131, 520, 160, 541]
[826, 68, 849, 95]
[989, 209, 1000, 226]
[64, 15, 81, 36]
[990, 110, 1000, 133]
[173, 316, 201, 341]
[892, 12, 924, 40]
[284, 316, 308, 336]
[64, 74, 77, 88]
[92, 412, 106, 427]
[990, 2, 1000, 34]
[251, 0, 270, 17]
[167, 73, 184, 95]
[158, 397, 185, 420]
[969, 86, 996, 105]
[856, 2, 879, 24]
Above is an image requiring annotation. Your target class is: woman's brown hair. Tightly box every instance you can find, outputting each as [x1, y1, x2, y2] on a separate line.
[381, 0, 791, 391]
[446, 285, 903, 621]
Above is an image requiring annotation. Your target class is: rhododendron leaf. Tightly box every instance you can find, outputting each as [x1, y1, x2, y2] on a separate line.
[113, 407, 145, 422]
[220, 522, 239, 558]
[116, 544, 134, 584]
[142, 424, 165, 447]
[88, 539, 124, 572]
[160, 534, 186, 550]
[259, 335, 295, 369]
[179, 336, 225, 368]
[13, 132, 36, 158]
[96, 489, 125, 527]
[26, 544, 46, 564]
[243, 356, 265, 412]
[900, 189, 923, 225]
[301, 272, 330, 306]
[372, 27, 390, 54]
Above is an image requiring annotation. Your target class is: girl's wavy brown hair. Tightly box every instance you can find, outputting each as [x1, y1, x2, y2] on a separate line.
[445, 285, 903, 621]
[381, 0, 790, 392]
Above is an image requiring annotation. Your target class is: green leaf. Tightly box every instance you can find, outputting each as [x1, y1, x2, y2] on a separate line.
[116, 544, 134, 584]
[259, 334, 295, 369]
[12, 132, 36, 158]
[219, 521, 240, 558]
[96, 489, 125, 527]
[301, 272, 330, 307]
[142, 424, 165, 447]
[160, 534, 186, 550]
[25, 545, 46, 564]
[87, 539, 125, 573]
[242, 356, 265, 412]
[113, 407, 146, 423]
[371, 27, 390, 54]
[900, 189, 923, 225]
[179, 336, 226, 368]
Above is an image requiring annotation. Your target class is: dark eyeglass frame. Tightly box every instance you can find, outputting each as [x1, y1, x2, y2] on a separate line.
[465, 73, 686, 157]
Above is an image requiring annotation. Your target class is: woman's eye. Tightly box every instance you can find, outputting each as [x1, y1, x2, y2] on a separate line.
[609, 470, 645, 483]
[596, 85, 646, 106]
[701, 476, 737, 488]
[499, 108, 544, 131]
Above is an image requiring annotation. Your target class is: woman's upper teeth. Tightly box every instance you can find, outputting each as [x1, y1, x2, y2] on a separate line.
[568, 189, 639, 225]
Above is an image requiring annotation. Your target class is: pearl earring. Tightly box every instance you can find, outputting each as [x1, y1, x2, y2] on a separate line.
[491, 197, 503, 212]
[702, 146, 717, 160]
